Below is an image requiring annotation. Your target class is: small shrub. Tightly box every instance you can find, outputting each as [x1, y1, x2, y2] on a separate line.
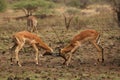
[66, 0, 90, 9]
[66, 0, 81, 8]
[36, 9, 55, 15]
[66, 8, 79, 15]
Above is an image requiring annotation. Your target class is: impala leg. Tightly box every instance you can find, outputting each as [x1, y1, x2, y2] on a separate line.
[66, 45, 80, 66]
[10, 43, 17, 62]
[31, 22, 35, 32]
[29, 26, 33, 32]
[98, 44, 104, 62]
[27, 20, 29, 31]
[32, 44, 39, 64]
[30, 20, 33, 32]
[34, 20, 38, 33]
[15, 43, 24, 67]
[27, 20, 31, 31]
[91, 41, 104, 63]
[33, 25, 38, 33]
[65, 52, 72, 66]
[34, 25, 38, 33]
[31, 26, 34, 32]
[62, 56, 67, 65]
[60, 53, 67, 65]
[32, 26, 37, 32]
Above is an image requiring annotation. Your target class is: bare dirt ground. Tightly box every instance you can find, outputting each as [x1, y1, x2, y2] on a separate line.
[0, 7, 120, 80]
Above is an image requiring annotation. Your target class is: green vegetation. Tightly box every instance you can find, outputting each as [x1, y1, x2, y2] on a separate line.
[12, 0, 55, 15]
[13, 0, 55, 9]
[0, 0, 7, 12]
[65, 0, 89, 8]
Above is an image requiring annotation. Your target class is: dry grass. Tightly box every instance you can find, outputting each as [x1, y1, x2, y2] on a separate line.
[0, 4, 120, 80]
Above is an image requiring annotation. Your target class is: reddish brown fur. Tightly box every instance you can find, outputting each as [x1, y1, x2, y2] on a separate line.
[14, 31, 52, 51]
[27, 16, 38, 32]
[61, 30, 99, 53]
[11, 31, 53, 66]
[72, 29, 99, 43]
[60, 29, 103, 66]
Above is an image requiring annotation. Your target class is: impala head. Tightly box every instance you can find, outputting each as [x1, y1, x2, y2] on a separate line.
[59, 48, 70, 58]
[55, 43, 67, 57]
[46, 47, 54, 53]
[58, 43, 75, 58]
[37, 43, 54, 55]
[43, 48, 54, 56]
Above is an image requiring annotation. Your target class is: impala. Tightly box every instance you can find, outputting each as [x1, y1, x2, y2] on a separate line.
[27, 15, 38, 32]
[11, 31, 53, 67]
[59, 29, 104, 66]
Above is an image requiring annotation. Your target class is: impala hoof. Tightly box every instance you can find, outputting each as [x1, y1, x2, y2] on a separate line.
[36, 62, 39, 65]
[17, 61, 22, 67]
[102, 59, 104, 63]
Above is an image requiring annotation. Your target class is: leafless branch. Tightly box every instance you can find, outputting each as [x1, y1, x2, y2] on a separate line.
[63, 14, 73, 30]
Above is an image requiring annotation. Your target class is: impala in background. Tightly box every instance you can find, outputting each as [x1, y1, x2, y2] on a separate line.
[27, 15, 38, 32]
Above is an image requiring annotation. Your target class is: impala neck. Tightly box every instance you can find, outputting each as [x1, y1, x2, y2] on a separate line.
[38, 41, 53, 53]
[61, 43, 74, 54]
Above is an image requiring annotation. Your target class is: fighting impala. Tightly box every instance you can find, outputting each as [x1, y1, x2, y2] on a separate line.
[59, 29, 104, 66]
[27, 15, 38, 32]
[11, 31, 53, 67]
